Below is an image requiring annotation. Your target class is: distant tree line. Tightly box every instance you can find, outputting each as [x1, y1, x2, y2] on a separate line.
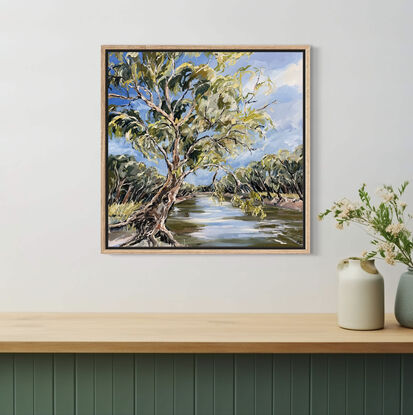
[108, 144, 303, 222]
[108, 154, 195, 206]
[214, 145, 304, 201]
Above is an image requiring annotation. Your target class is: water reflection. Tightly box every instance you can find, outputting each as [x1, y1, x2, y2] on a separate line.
[166, 195, 303, 248]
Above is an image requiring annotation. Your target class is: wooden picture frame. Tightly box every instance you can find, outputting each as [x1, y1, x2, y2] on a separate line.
[101, 45, 310, 254]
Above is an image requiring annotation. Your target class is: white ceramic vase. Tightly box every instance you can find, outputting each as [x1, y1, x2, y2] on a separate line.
[337, 258, 384, 330]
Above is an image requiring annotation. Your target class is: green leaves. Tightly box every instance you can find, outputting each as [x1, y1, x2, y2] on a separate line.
[232, 192, 266, 219]
[107, 154, 165, 207]
[213, 52, 251, 72]
[212, 145, 304, 218]
[168, 62, 195, 94]
[107, 50, 278, 216]
[260, 146, 304, 200]
[398, 181, 409, 196]
[320, 182, 413, 267]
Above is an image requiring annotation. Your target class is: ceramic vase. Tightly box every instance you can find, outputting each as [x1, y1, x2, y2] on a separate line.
[337, 258, 384, 330]
[395, 267, 413, 328]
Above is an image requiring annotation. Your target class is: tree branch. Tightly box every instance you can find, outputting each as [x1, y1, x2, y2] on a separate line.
[179, 135, 212, 167]
[108, 93, 138, 101]
[256, 98, 277, 112]
[182, 163, 247, 191]
[180, 122, 252, 167]
[131, 81, 175, 125]
[149, 138, 173, 172]
[177, 104, 195, 127]
[164, 56, 175, 114]
[172, 88, 193, 112]
[108, 88, 171, 125]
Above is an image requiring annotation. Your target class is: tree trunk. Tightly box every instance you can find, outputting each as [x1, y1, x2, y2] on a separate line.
[109, 173, 183, 247]
[122, 185, 133, 204]
[292, 181, 303, 200]
[115, 178, 126, 203]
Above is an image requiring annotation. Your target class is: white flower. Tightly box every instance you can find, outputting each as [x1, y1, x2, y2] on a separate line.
[377, 241, 397, 265]
[378, 241, 394, 252]
[400, 201, 407, 208]
[341, 198, 357, 209]
[385, 250, 396, 265]
[361, 250, 368, 257]
[336, 223, 344, 230]
[335, 198, 358, 219]
[377, 188, 395, 203]
[338, 209, 350, 219]
[386, 223, 405, 236]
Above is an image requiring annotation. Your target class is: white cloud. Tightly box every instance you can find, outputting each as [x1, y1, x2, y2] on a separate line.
[272, 59, 303, 89]
[272, 100, 303, 131]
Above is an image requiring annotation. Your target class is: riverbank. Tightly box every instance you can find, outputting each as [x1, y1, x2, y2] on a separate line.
[190, 192, 303, 212]
[262, 197, 303, 212]
[174, 194, 195, 204]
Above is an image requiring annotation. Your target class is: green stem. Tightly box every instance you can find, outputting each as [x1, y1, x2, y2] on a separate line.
[349, 217, 413, 267]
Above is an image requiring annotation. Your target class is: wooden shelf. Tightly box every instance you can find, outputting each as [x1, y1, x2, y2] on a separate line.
[0, 313, 412, 353]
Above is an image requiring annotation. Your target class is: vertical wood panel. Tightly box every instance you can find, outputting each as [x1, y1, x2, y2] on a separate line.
[15, 354, 34, 415]
[255, 354, 273, 415]
[310, 355, 328, 415]
[273, 355, 291, 415]
[214, 354, 234, 415]
[365, 355, 383, 415]
[291, 355, 310, 415]
[195, 355, 214, 415]
[0, 354, 14, 415]
[401, 354, 413, 415]
[113, 354, 134, 415]
[346, 354, 364, 415]
[235, 354, 255, 415]
[94, 354, 113, 415]
[155, 355, 174, 415]
[34, 354, 53, 415]
[1, 352, 411, 414]
[76, 354, 94, 415]
[135, 354, 155, 415]
[174, 355, 194, 415]
[383, 354, 400, 415]
[54, 354, 75, 415]
[328, 355, 346, 415]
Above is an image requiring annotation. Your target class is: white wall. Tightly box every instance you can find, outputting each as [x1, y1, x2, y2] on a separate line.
[1, 0, 412, 312]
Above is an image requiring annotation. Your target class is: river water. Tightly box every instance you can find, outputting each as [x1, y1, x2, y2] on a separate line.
[166, 195, 303, 248]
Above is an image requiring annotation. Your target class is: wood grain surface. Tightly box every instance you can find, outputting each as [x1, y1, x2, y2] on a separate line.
[0, 313, 411, 353]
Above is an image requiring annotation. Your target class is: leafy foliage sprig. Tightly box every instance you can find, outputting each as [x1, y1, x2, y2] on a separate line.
[319, 182, 413, 267]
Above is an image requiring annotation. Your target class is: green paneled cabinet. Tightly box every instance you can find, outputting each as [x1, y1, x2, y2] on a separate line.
[0, 353, 411, 415]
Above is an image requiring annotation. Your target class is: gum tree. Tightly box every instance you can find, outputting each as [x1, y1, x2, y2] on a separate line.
[261, 145, 304, 200]
[108, 51, 275, 247]
[107, 154, 164, 205]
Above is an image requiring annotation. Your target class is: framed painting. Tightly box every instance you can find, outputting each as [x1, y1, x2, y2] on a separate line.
[101, 45, 310, 254]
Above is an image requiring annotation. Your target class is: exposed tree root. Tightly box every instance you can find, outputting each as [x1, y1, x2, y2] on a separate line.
[113, 205, 182, 248]
[158, 226, 181, 247]
[110, 175, 184, 248]
[108, 208, 144, 230]
[118, 226, 181, 248]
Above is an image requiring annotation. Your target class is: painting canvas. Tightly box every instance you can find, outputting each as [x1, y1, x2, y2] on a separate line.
[101, 46, 310, 253]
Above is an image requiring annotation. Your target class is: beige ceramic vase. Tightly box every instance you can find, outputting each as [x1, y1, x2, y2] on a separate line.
[337, 258, 384, 330]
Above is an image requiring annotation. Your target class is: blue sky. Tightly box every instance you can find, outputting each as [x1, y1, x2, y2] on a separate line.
[108, 51, 303, 185]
